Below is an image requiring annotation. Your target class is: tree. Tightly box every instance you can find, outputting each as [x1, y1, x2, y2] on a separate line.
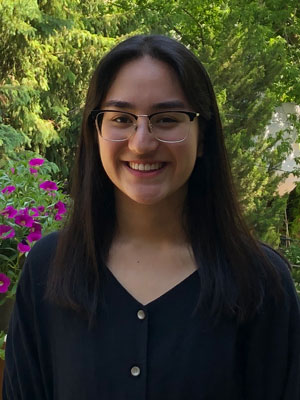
[1, 0, 300, 245]
[287, 182, 300, 238]
[0, 0, 116, 176]
[107, 0, 300, 244]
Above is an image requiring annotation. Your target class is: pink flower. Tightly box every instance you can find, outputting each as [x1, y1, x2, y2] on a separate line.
[54, 201, 66, 220]
[27, 222, 42, 241]
[14, 210, 34, 227]
[10, 167, 15, 174]
[0, 225, 15, 239]
[39, 181, 58, 191]
[27, 231, 42, 242]
[55, 201, 66, 215]
[17, 240, 30, 253]
[29, 158, 44, 167]
[30, 221, 42, 233]
[19, 208, 29, 215]
[1, 206, 18, 218]
[29, 168, 38, 175]
[0, 273, 11, 293]
[29, 207, 40, 217]
[1, 185, 16, 194]
[37, 206, 45, 213]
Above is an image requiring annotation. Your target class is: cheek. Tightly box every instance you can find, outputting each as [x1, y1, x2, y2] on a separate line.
[98, 140, 113, 176]
[173, 143, 198, 184]
[98, 140, 122, 180]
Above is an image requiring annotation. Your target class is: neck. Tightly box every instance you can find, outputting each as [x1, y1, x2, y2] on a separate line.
[114, 190, 188, 245]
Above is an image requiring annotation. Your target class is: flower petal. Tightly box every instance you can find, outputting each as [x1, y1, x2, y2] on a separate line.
[29, 158, 44, 166]
[27, 231, 42, 242]
[17, 240, 31, 253]
[0, 225, 15, 239]
[30, 221, 42, 233]
[54, 201, 67, 215]
[14, 213, 34, 228]
[1, 206, 18, 218]
[39, 181, 58, 191]
[1, 185, 16, 194]
[0, 273, 11, 293]
[29, 207, 39, 217]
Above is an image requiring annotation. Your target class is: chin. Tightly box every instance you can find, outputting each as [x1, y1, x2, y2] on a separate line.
[120, 189, 168, 206]
[115, 185, 186, 207]
[129, 195, 165, 206]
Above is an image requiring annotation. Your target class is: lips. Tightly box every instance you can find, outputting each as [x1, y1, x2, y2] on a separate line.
[127, 162, 165, 171]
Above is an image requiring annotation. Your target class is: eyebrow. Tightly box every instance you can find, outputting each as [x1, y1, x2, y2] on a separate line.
[101, 99, 187, 110]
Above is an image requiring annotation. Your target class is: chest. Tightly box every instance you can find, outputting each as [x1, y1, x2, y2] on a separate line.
[44, 271, 242, 400]
[106, 243, 198, 305]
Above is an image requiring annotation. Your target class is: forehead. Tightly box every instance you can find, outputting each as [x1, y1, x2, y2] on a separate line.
[102, 56, 190, 110]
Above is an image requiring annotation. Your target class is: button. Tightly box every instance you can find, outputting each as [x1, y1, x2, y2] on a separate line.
[131, 366, 140, 376]
[137, 309, 146, 320]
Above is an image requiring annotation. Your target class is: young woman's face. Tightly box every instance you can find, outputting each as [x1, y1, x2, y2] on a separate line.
[98, 56, 200, 206]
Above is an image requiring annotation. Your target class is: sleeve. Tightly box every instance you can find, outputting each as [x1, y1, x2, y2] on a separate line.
[277, 261, 300, 400]
[242, 248, 300, 400]
[2, 234, 56, 400]
[284, 291, 300, 400]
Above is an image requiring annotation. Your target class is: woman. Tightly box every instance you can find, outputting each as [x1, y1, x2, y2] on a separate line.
[3, 35, 300, 399]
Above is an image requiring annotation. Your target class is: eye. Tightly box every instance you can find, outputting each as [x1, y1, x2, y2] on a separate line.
[157, 116, 178, 123]
[152, 113, 182, 128]
[113, 115, 133, 124]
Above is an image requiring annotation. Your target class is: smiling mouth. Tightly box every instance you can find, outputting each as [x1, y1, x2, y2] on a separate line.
[127, 162, 165, 171]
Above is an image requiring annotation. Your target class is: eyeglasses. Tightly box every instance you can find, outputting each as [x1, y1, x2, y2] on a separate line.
[89, 109, 200, 143]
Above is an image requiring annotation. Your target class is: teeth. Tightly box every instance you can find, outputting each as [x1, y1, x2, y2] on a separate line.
[128, 162, 163, 171]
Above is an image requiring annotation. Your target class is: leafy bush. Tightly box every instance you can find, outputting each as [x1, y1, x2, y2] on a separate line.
[0, 152, 69, 300]
[280, 243, 300, 295]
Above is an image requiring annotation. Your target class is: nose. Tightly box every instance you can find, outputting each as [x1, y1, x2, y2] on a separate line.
[127, 116, 159, 154]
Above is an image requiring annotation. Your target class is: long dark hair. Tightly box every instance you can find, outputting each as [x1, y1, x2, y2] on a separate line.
[46, 34, 283, 323]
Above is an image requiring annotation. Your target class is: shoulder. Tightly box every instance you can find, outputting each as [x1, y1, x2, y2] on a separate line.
[260, 243, 295, 290]
[261, 244, 291, 275]
[259, 244, 300, 314]
[27, 231, 59, 264]
[20, 231, 59, 289]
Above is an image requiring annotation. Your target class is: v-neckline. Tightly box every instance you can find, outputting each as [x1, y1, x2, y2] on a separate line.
[104, 266, 199, 308]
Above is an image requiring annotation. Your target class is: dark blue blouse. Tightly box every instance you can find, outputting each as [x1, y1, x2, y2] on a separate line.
[3, 232, 300, 399]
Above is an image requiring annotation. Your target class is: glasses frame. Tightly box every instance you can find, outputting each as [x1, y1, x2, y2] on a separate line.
[89, 109, 200, 143]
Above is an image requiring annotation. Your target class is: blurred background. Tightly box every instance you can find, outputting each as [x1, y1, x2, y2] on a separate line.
[0, 0, 300, 291]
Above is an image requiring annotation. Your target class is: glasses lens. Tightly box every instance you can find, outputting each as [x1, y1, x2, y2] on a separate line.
[97, 111, 135, 141]
[150, 112, 190, 142]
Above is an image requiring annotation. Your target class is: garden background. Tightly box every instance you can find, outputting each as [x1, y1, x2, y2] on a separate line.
[1, 0, 300, 292]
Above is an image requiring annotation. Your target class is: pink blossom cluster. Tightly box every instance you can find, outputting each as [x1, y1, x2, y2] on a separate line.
[0, 203, 66, 251]
[0, 272, 10, 293]
[0, 158, 67, 293]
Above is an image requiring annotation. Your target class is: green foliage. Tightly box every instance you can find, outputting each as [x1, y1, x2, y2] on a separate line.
[281, 243, 300, 295]
[283, 242, 300, 265]
[291, 268, 300, 295]
[0, 123, 28, 159]
[287, 182, 300, 238]
[0, 0, 116, 176]
[0, 152, 70, 298]
[1, 0, 300, 246]
[0, 330, 5, 360]
[105, 0, 300, 245]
